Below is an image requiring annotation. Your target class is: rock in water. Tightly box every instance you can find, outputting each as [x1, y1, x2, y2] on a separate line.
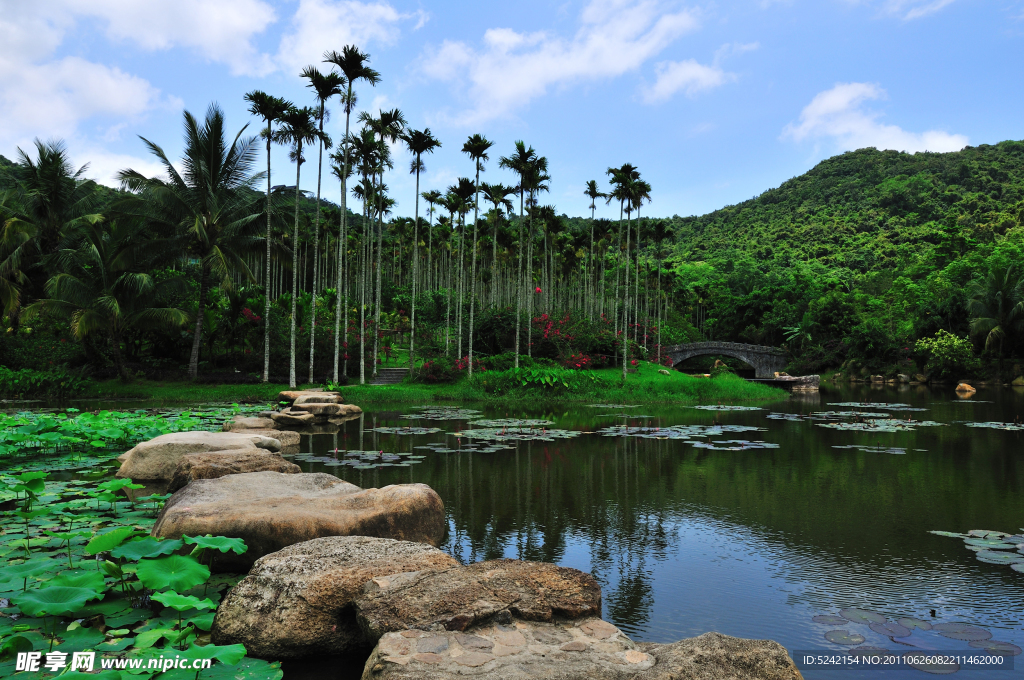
[222, 416, 277, 432]
[355, 559, 602, 639]
[167, 451, 300, 492]
[955, 382, 977, 394]
[638, 632, 803, 680]
[212, 536, 458, 659]
[152, 472, 445, 570]
[291, 403, 363, 417]
[115, 431, 281, 482]
[271, 409, 316, 426]
[359, 617, 656, 679]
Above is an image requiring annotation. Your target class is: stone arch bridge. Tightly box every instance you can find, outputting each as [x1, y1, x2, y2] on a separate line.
[662, 342, 787, 379]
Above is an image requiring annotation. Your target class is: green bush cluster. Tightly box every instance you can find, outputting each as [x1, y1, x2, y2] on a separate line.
[0, 367, 90, 400]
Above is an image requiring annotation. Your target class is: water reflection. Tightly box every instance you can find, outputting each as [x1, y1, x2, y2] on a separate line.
[293, 385, 1024, 678]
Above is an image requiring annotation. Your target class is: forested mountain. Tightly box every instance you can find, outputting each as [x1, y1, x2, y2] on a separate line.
[647, 142, 1024, 376]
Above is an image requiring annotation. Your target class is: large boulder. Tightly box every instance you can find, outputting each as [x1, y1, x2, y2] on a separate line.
[355, 559, 602, 640]
[222, 416, 277, 432]
[278, 389, 337, 403]
[212, 537, 458, 658]
[271, 409, 316, 427]
[638, 631, 803, 680]
[167, 451, 300, 492]
[115, 431, 281, 482]
[294, 393, 341, 405]
[955, 382, 977, 394]
[244, 429, 300, 448]
[361, 626, 802, 680]
[151, 472, 446, 570]
[360, 617, 656, 679]
[291, 403, 362, 417]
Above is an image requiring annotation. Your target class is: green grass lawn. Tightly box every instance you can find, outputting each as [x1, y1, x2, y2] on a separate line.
[78, 361, 785, 405]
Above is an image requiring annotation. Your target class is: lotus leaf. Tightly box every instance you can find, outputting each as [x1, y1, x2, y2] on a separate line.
[372, 427, 442, 435]
[136, 555, 210, 592]
[840, 608, 887, 624]
[690, 440, 780, 451]
[692, 405, 763, 411]
[933, 623, 992, 641]
[928, 531, 967, 538]
[966, 421, 1024, 431]
[812, 615, 848, 625]
[15, 586, 100, 618]
[85, 526, 138, 555]
[51, 570, 107, 592]
[181, 641, 247, 665]
[59, 624, 106, 651]
[897, 617, 933, 631]
[824, 630, 865, 645]
[0, 558, 58, 584]
[110, 537, 184, 560]
[1012, 563, 1024, 573]
[151, 591, 215, 612]
[184, 535, 248, 555]
[469, 418, 555, 427]
[869, 621, 911, 638]
[968, 640, 1022, 655]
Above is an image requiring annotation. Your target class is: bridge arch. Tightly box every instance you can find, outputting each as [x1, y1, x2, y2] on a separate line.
[663, 342, 787, 379]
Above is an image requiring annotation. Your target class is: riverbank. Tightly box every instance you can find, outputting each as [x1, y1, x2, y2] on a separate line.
[76, 362, 786, 405]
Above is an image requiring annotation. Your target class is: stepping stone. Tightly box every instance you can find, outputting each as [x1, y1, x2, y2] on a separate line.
[362, 617, 655, 679]
[222, 416, 277, 431]
[167, 451, 300, 492]
[152, 472, 445, 571]
[355, 559, 602, 639]
[271, 409, 316, 426]
[211, 536, 458, 659]
[115, 431, 281, 482]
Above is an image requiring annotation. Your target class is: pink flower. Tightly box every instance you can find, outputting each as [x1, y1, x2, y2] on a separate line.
[535, 287, 542, 293]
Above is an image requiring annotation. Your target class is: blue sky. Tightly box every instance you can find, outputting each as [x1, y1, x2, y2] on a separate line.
[1, 0, 1021, 218]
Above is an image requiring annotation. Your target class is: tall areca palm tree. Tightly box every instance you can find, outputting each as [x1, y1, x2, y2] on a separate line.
[403, 128, 442, 370]
[24, 219, 188, 381]
[967, 263, 1024, 370]
[583, 179, 606, 320]
[479, 182, 515, 302]
[274, 105, 322, 388]
[521, 158, 549, 359]
[300, 67, 344, 383]
[118, 104, 265, 380]
[499, 141, 540, 367]
[358, 109, 406, 377]
[421, 189, 442, 281]
[243, 90, 292, 382]
[461, 134, 493, 376]
[323, 45, 380, 382]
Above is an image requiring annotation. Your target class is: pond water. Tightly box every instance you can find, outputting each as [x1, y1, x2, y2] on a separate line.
[287, 384, 1023, 679]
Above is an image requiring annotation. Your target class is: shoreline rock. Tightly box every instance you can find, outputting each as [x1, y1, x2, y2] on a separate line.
[167, 450, 300, 492]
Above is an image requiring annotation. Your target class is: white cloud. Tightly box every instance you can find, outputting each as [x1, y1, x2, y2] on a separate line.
[420, 0, 699, 124]
[783, 82, 968, 153]
[60, 0, 278, 75]
[887, 0, 956, 20]
[643, 60, 729, 102]
[77, 149, 170, 187]
[275, 0, 411, 74]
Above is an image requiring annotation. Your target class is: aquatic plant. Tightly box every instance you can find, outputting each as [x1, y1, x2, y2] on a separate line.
[928, 529, 1024, 574]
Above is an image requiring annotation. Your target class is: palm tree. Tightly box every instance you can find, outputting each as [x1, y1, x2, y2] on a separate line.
[118, 103, 265, 380]
[584, 179, 606, 320]
[24, 219, 188, 381]
[403, 128, 442, 370]
[421, 189, 442, 282]
[358, 109, 406, 377]
[967, 263, 1024, 370]
[300, 66, 344, 383]
[449, 178, 476, 359]
[274, 105, 322, 388]
[480, 182, 515, 302]
[243, 90, 292, 382]
[323, 45, 380, 382]
[650, 219, 672, 355]
[520, 158, 549, 358]
[461, 134, 493, 376]
[499, 141, 540, 368]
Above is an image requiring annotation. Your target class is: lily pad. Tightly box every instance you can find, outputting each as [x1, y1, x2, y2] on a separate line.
[964, 538, 1017, 550]
[840, 608, 887, 625]
[869, 621, 911, 638]
[968, 640, 1022, 655]
[824, 629, 866, 645]
[690, 440, 780, 451]
[812, 615, 848, 625]
[928, 531, 967, 539]
[932, 623, 992, 641]
[897, 617, 933, 631]
[974, 550, 1024, 565]
[966, 421, 1024, 431]
[469, 418, 555, 428]
[692, 405, 764, 411]
[372, 426, 442, 435]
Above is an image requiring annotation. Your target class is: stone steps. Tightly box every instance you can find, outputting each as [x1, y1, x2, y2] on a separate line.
[370, 368, 409, 386]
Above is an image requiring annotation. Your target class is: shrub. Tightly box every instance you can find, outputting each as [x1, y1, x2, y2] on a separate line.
[914, 330, 976, 379]
[0, 367, 91, 400]
[414, 357, 460, 384]
[480, 366, 604, 396]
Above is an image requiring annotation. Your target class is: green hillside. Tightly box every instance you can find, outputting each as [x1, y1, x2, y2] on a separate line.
[657, 141, 1024, 377]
